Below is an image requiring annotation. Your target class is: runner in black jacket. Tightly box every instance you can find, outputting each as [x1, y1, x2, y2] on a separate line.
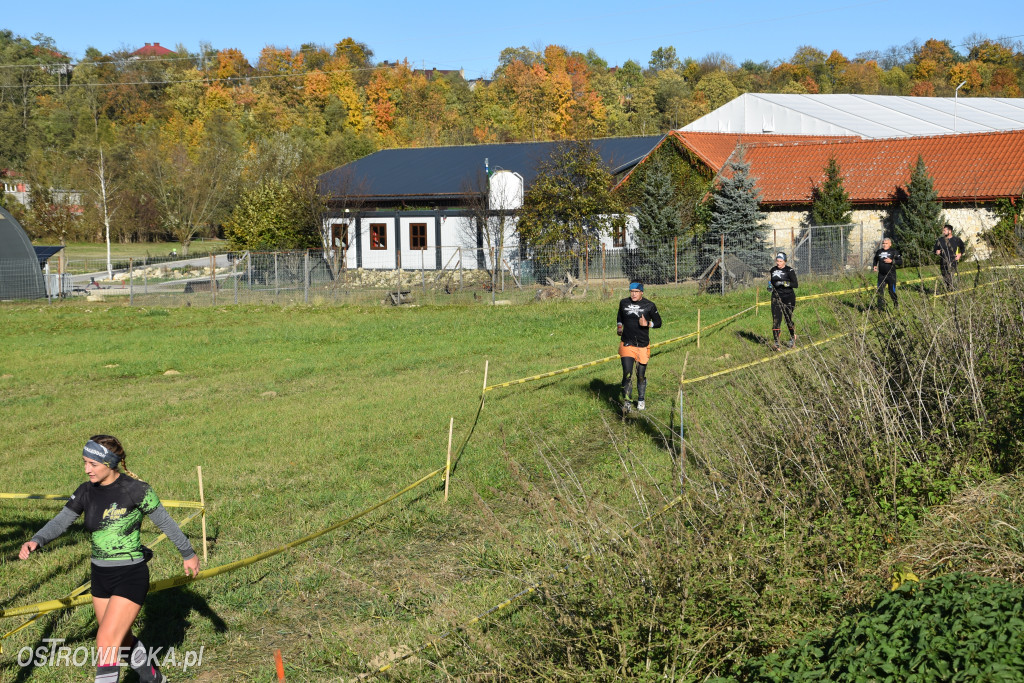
[872, 236, 903, 308]
[768, 252, 798, 350]
[934, 224, 965, 291]
[616, 282, 662, 411]
[20, 435, 199, 683]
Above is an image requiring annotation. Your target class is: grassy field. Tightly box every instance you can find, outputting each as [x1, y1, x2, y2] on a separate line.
[35, 240, 230, 263]
[1, 267, 1020, 681]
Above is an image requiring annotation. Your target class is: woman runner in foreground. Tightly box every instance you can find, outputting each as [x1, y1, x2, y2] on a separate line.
[20, 435, 200, 683]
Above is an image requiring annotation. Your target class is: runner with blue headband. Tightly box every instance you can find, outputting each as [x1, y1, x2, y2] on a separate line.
[616, 282, 662, 411]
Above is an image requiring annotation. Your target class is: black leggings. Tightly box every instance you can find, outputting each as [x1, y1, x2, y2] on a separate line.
[877, 272, 898, 307]
[621, 357, 647, 400]
[771, 293, 795, 342]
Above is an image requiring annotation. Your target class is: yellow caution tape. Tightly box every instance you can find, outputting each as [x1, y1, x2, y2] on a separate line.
[484, 306, 754, 393]
[0, 493, 203, 509]
[681, 330, 853, 385]
[1, 508, 205, 649]
[0, 467, 443, 620]
[754, 275, 942, 307]
[682, 275, 1005, 385]
[369, 495, 684, 677]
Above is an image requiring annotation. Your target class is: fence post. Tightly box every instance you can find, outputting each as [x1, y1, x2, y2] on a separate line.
[274, 252, 279, 298]
[129, 258, 134, 305]
[144, 256, 148, 294]
[233, 255, 238, 305]
[602, 244, 606, 290]
[859, 222, 864, 269]
[396, 250, 402, 303]
[808, 229, 813, 275]
[720, 233, 725, 296]
[304, 250, 310, 303]
[674, 236, 679, 284]
[210, 253, 216, 305]
[247, 251, 252, 292]
[458, 247, 463, 292]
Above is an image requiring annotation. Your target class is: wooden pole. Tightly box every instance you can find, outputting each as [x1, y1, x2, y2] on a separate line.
[678, 352, 689, 495]
[696, 309, 701, 349]
[210, 252, 217, 305]
[601, 244, 606, 290]
[674, 236, 678, 284]
[197, 466, 208, 562]
[128, 258, 134, 305]
[482, 360, 489, 396]
[444, 417, 454, 502]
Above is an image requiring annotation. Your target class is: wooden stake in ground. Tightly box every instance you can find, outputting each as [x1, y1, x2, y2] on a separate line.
[678, 352, 689, 495]
[445, 417, 454, 502]
[481, 360, 489, 402]
[197, 466, 208, 562]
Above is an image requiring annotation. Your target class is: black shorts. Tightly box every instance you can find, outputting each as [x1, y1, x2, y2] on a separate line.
[91, 562, 150, 605]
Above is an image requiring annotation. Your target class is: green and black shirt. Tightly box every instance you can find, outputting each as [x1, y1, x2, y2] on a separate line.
[31, 475, 195, 567]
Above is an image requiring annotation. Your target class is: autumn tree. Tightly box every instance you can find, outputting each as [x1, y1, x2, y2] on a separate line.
[133, 115, 242, 255]
[893, 155, 945, 265]
[518, 141, 625, 278]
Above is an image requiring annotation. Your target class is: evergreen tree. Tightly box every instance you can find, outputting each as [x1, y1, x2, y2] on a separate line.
[810, 157, 852, 225]
[627, 157, 681, 283]
[709, 148, 770, 268]
[894, 155, 945, 265]
[809, 156, 853, 271]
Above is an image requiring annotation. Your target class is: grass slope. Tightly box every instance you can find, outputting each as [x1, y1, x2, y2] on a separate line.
[1, 268, 1013, 681]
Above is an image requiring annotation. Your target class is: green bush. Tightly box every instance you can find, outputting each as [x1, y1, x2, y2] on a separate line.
[737, 573, 1024, 682]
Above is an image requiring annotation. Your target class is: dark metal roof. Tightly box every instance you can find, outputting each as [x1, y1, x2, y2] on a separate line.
[34, 245, 65, 265]
[318, 136, 665, 202]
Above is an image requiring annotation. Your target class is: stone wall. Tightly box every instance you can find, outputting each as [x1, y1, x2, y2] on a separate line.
[763, 203, 999, 265]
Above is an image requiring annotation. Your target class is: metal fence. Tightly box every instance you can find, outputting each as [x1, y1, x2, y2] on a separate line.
[2, 225, 880, 306]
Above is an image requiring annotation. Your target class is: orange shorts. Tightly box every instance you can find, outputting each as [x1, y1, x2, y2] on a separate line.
[618, 342, 651, 364]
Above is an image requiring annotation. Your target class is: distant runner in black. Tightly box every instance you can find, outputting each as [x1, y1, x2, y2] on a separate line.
[934, 224, 965, 290]
[872, 236, 903, 308]
[768, 252, 798, 350]
[616, 282, 662, 411]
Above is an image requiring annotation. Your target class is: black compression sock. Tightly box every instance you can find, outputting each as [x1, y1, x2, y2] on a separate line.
[130, 638, 166, 682]
[95, 665, 121, 683]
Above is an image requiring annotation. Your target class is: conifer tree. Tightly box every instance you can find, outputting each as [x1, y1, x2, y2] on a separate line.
[894, 155, 945, 265]
[809, 156, 853, 270]
[810, 157, 852, 226]
[709, 148, 770, 267]
[627, 157, 681, 282]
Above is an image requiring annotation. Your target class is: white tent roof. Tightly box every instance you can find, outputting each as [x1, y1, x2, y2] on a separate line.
[680, 93, 1024, 139]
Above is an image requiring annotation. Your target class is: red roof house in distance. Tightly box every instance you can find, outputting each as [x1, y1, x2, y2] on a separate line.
[628, 130, 1023, 263]
[131, 42, 174, 57]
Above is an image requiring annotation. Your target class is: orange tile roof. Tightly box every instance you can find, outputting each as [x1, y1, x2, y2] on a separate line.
[669, 131, 855, 171]
[717, 130, 1024, 205]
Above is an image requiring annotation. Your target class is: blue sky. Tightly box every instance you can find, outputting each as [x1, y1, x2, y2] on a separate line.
[4, 0, 1020, 76]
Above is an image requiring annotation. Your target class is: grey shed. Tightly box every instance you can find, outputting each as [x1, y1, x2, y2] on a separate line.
[0, 206, 46, 299]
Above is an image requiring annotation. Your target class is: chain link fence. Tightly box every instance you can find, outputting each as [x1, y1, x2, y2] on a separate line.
[3, 225, 880, 305]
